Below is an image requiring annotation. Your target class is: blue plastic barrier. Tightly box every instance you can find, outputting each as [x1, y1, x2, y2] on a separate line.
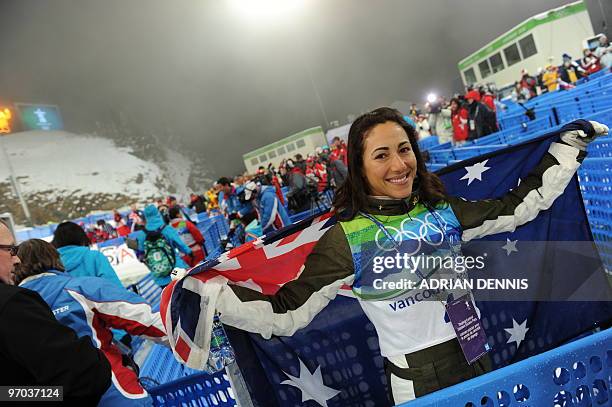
[139, 344, 200, 388]
[132, 274, 163, 309]
[418, 135, 439, 151]
[148, 369, 235, 407]
[429, 149, 455, 164]
[399, 328, 611, 406]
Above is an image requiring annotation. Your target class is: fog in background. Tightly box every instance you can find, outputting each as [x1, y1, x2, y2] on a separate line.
[0, 0, 582, 177]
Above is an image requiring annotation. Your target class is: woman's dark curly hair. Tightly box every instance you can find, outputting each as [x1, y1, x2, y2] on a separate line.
[333, 107, 446, 220]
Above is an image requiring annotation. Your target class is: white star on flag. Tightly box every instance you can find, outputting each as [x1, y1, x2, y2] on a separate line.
[281, 358, 341, 407]
[460, 160, 491, 185]
[505, 318, 529, 349]
[501, 239, 518, 256]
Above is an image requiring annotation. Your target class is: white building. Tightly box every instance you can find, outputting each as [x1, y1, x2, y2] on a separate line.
[458, 0, 594, 90]
[242, 126, 327, 174]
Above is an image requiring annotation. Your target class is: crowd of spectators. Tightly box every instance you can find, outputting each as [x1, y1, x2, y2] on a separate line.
[406, 36, 611, 147]
[512, 36, 611, 101]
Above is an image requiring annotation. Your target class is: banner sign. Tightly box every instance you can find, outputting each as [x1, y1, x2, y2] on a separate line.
[96, 237, 150, 286]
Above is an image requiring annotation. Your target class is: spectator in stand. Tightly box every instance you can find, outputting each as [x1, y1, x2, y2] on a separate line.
[519, 69, 537, 99]
[168, 206, 206, 267]
[155, 198, 170, 224]
[450, 97, 469, 146]
[128, 203, 145, 232]
[326, 155, 348, 189]
[416, 114, 431, 139]
[480, 87, 496, 112]
[52, 221, 123, 287]
[167, 195, 193, 221]
[284, 159, 310, 213]
[116, 219, 131, 237]
[409, 103, 420, 118]
[329, 136, 348, 166]
[465, 89, 497, 140]
[580, 48, 601, 75]
[206, 187, 219, 212]
[269, 169, 286, 206]
[0, 220, 112, 405]
[15, 239, 168, 407]
[217, 177, 238, 217]
[427, 97, 453, 144]
[188, 193, 208, 214]
[559, 54, 581, 85]
[134, 204, 192, 288]
[511, 81, 529, 102]
[594, 35, 612, 70]
[542, 64, 561, 92]
[244, 181, 291, 235]
[294, 153, 307, 173]
[113, 209, 123, 224]
[97, 219, 117, 240]
[305, 157, 328, 192]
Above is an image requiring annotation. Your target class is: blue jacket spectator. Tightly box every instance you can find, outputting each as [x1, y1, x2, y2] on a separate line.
[234, 185, 256, 218]
[244, 182, 291, 234]
[134, 205, 192, 287]
[217, 177, 254, 219]
[52, 222, 123, 287]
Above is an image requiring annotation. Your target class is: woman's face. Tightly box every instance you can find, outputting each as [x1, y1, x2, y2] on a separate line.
[362, 121, 417, 199]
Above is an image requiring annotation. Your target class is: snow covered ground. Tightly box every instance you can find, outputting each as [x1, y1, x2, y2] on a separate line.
[0, 130, 167, 199]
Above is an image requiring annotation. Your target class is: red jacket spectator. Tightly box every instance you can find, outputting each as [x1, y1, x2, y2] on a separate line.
[481, 93, 496, 112]
[329, 137, 348, 166]
[305, 159, 328, 192]
[168, 207, 205, 267]
[116, 223, 131, 237]
[450, 98, 469, 143]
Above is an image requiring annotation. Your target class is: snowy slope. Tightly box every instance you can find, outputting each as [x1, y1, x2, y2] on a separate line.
[0, 130, 190, 199]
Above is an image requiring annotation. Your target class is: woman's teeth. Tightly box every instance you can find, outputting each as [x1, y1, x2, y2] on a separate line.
[387, 175, 408, 185]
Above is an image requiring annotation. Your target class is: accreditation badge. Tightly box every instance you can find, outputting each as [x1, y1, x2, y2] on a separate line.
[445, 294, 490, 364]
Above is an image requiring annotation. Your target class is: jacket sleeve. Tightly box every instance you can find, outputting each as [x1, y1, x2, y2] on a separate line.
[216, 223, 355, 338]
[76, 279, 168, 344]
[93, 250, 124, 287]
[448, 137, 584, 242]
[0, 288, 111, 403]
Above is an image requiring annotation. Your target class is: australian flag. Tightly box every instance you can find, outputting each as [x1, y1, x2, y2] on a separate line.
[160, 128, 611, 407]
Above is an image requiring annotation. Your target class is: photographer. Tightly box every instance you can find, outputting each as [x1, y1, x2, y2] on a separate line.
[243, 181, 291, 234]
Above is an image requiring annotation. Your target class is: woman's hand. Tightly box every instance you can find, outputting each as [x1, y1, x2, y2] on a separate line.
[560, 120, 609, 151]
